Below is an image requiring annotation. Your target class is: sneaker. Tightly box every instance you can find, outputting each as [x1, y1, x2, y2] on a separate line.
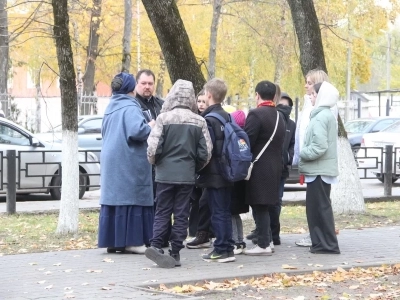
[295, 235, 312, 247]
[145, 246, 176, 268]
[273, 239, 281, 245]
[106, 247, 125, 253]
[169, 250, 181, 267]
[202, 250, 236, 263]
[244, 245, 272, 256]
[186, 231, 211, 249]
[125, 245, 147, 254]
[270, 242, 275, 253]
[233, 242, 246, 255]
[246, 229, 258, 240]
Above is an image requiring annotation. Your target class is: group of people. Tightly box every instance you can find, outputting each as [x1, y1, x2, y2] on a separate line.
[97, 67, 341, 269]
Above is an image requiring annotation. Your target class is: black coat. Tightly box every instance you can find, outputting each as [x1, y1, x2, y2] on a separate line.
[135, 94, 164, 120]
[195, 104, 233, 189]
[277, 104, 296, 178]
[244, 105, 286, 206]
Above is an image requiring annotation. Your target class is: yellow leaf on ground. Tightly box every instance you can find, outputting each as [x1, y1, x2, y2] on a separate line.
[282, 264, 297, 270]
[349, 285, 359, 289]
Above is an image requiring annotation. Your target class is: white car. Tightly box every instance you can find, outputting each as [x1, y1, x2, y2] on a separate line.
[358, 120, 400, 183]
[0, 118, 100, 199]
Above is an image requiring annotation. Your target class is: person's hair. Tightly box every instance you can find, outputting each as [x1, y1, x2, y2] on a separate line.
[255, 80, 276, 100]
[313, 82, 323, 94]
[204, 78, 227, 103]
[306, 69, 329, 85]
[196, 88, 205, 99]
[136, 69, 155, 82]
[272, 83, 281, 104]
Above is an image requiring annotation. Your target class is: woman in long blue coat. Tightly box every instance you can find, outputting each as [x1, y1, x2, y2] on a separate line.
[98, 72, 155, 254]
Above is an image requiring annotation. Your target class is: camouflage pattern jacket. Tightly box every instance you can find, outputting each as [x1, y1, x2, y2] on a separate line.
[147, 80, 213, 185]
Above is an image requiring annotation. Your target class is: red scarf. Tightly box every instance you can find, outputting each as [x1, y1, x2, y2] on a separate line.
[257, 101, 275, 108]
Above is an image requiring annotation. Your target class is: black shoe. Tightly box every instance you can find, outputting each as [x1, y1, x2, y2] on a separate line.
[106, 247, 125, 253]
[202, 250, 235, 263]
[169, 250, 181, 267]
[246, 229, 258, 240]
[186, 231, 211, 249]
[145, 246, 176, 268]
[310, 249, 341, 254]
[252, 238, 258, 245]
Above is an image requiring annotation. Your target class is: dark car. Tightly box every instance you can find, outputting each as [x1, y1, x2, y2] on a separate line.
[344, 117, 400, 155]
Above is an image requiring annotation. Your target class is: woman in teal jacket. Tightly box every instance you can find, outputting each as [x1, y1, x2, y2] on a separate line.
[299, 81, 340, 254]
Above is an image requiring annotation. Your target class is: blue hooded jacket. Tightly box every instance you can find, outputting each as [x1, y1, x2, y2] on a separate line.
[100, 93, 153, 206]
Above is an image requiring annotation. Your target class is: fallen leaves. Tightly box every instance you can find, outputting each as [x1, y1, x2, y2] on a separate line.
[86, 269, 103, 273]
[155, 265, 400, 297]
[102, 258, 114, 263]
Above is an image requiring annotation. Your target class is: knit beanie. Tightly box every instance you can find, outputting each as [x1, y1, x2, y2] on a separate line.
[231, 110, 246, 128]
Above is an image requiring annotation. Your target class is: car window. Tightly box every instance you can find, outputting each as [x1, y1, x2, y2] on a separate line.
[371, 120, 397, 132]
[344, 120, 374, 133]
[382, 121, 400, 133]
[80, 118, 102, 134]
[0, 124, 30, 146]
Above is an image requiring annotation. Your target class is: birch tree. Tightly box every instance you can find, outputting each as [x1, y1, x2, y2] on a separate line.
[121, 0, 132, 73]
[287, 0, 365, 214]
[0, 0, 9, 96]
[208, 0, 222, 80]
[52, 0, 80, 234]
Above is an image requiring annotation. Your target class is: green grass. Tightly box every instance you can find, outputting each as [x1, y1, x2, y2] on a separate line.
[1, 201, 400, 255]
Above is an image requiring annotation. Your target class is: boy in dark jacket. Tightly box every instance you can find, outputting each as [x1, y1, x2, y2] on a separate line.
[196, 78, 236, 263]
[145, 80, 212, 268]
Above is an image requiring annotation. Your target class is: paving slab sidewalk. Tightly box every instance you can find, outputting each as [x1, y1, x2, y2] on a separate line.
[0, 226, 399, 299]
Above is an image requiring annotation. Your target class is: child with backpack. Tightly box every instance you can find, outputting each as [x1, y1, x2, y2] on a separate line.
[230, 110, 249, 254]
[196, 78, 251, 263]
[145, 79, 212, 268]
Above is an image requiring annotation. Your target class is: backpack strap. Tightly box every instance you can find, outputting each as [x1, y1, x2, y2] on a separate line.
[205, 112, 229, 125]
[253, 111, 280, 163]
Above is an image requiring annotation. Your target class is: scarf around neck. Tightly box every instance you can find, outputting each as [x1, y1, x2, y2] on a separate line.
[257, 100, 275, 108]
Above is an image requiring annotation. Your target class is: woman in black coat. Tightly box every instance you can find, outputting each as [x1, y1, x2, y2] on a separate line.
[244, 81, 286, 256]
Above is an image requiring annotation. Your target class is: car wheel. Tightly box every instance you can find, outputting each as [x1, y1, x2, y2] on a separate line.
[50, 171, 87, 200]
[377, 175, 398, 184]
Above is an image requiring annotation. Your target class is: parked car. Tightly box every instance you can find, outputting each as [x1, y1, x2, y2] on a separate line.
[344, 117, 400, 155]
[0, 118, 100, 200]
[357, 120, 400, 183]
[35, 115, 103, 160]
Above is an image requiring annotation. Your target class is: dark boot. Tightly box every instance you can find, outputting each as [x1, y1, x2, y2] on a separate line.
[169, 250, 181, 267]
[186, 231, 211, 249]
[246, 229, 258, 240]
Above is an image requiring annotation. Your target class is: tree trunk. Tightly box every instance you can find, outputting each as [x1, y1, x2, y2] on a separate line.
[287, 0, 364, 214]
[52, 0, 80, 235]
[35, 71, 41, 133]
[121, 0, 132, 73]
[286, 0, 327, 76]
[0, 0, 9, 95]
[208, 0, 222, 80]
[82, 0, 102, 115]
[141, 0, 206, 93]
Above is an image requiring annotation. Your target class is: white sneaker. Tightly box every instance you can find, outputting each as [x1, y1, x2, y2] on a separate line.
[125, 245, 147, 254]
[244, 245, 272, 256]
[295, 235, 312, 247]
[270, 241, 275, 253]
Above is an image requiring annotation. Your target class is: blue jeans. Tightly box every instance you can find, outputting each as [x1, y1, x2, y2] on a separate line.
[207, 187, 235, 253]
[269, 177, 285, 243]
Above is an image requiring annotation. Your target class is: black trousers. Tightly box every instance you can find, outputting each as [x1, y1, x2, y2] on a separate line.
[306, 176, 340, 254]
[197, 189, 213, 235]
[269, 177, 286, 243]
[151, 183, 193, 253]
[251, 204, 271, 248]
[188, 187, 202, 237]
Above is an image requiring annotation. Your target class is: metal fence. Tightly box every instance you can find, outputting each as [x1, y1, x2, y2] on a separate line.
[1, 149, 101, 213]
